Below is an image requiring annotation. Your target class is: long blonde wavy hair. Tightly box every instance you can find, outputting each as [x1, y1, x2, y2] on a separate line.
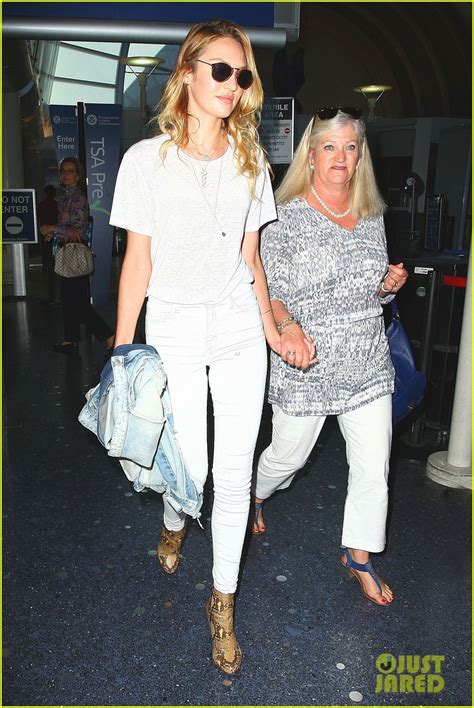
[156, 19, 266, 195]
[276, 111, 385, 218]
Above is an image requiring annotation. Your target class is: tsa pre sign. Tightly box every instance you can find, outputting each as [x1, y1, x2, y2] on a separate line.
[83, 104, 122, 305]
[2, 189, 38, 244]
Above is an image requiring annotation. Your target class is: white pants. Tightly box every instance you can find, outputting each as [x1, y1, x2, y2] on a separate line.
[146, 282, 267, 593]
[255, 395, 392, 553]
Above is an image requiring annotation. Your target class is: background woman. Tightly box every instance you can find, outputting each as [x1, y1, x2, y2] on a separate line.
[109, 20, 294, 674]
[40, 157, 114, 354]
[252, 107, 408, 606]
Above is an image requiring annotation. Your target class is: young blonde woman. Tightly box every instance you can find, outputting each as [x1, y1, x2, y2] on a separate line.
[109, 20, 306, 674]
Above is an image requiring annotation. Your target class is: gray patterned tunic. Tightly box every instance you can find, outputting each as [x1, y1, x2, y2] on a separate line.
[261, 197, 395, 416]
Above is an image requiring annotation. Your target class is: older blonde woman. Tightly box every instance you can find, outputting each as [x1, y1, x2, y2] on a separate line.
[251, 107, 408, 607]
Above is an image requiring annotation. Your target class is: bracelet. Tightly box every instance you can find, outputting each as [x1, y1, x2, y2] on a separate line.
[277, 316, 300, 334]
[277, 316, 294, 332]
[260, 307, 273, 316]
[380, 282, 392, 294]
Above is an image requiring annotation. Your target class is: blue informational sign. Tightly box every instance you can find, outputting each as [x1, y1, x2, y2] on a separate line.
[50, 105, 79, 162]
[2, 189, 38, 244]
[83, 104, 123, 305]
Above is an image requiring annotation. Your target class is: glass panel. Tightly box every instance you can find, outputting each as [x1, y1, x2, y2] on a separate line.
[56, 44, 117, 84]
[50, 81, 115, 105]
[63, 40, 122, 55]
[127, 43, 167, 58]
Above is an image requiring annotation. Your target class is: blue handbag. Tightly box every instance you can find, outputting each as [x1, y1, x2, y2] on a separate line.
[385, 299, 427, 424]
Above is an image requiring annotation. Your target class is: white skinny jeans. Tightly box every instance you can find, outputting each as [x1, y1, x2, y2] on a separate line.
[255, 395, 392, 553]
[146, 282, 267, 594]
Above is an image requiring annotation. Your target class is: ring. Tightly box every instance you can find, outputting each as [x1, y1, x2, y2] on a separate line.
[393, 280, 398, 287]
[287, 350, 296, 356]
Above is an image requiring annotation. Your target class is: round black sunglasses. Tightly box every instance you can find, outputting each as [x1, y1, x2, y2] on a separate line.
[196, 60, 253, 90]
[315, 106, 362, 120]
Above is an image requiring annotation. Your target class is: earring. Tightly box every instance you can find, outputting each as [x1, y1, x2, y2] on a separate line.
[309, 163, 314, 171]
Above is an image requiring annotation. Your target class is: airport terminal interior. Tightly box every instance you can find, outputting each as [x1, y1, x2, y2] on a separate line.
[3, 3, 472, 706]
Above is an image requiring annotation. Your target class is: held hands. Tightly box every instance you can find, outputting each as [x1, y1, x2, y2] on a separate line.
[279, 323, 318, 369]
[379, 263, 409, 296]
[264, 302, 317, 369]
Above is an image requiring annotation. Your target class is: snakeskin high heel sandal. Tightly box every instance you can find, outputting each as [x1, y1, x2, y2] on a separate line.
[205, 588, 243, 675]
[157, 526, 186, 574]
[248, 499, 265, 535]
[341, 548, 394, 606]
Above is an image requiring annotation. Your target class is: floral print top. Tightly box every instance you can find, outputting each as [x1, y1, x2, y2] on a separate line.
[55, 187, 89, 243]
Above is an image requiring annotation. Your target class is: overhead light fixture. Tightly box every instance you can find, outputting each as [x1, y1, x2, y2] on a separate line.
[353, 84, 392, 121]
[119, 56, 168, 137]
[119, 56, 164, 69]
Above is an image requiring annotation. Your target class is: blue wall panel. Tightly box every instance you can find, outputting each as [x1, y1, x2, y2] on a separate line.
[3, 3, 275, 27]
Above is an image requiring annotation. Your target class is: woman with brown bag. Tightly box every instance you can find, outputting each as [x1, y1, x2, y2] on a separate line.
[41, 157, 114, 354]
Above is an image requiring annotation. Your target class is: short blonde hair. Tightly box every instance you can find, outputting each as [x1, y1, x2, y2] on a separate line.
[155, 19, 266, 195]
[276, 111, 385, 218]
[60, 156, 86, 190]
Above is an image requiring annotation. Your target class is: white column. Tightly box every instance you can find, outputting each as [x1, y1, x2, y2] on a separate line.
[426, 248, 472, 488]
[3, 92, 27, 297]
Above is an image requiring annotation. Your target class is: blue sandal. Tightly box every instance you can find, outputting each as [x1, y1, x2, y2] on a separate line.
[249, 500, 266, 535]
[341, 548, 393, 606]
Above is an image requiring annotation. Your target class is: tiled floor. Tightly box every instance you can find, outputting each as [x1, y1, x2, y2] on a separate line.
[2, 264, 471, 706]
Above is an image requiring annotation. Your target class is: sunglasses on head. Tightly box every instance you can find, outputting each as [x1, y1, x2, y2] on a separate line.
[196, 60, 253, 90]
[314, 106, 362, 120]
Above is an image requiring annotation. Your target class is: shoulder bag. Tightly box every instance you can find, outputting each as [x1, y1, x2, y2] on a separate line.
[385, 299, 427, 424]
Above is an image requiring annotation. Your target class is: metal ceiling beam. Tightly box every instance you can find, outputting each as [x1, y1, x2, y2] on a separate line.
[3, 16, 287, 48]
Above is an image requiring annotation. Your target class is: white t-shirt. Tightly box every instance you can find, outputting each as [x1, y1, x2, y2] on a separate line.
[110, 134, 276, 304]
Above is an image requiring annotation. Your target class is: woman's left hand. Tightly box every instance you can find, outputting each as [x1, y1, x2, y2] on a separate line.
[380, 262, 409, 295]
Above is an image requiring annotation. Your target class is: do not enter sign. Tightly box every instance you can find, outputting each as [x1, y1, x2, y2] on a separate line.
[2, 189, 38, 244]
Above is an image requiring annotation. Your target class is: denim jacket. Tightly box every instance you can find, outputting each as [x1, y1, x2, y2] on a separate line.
[78, 344, 202, 518]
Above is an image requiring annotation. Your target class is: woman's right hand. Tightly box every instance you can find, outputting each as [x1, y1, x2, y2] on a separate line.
[40, 225, 55, 240]
[280, 324, 317, 369]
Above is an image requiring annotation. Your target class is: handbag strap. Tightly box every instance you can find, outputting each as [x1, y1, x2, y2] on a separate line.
[389, 298, 400, 320]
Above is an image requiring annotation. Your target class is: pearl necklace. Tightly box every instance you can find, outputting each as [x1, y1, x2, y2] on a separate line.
[310, 184, 351, 219]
